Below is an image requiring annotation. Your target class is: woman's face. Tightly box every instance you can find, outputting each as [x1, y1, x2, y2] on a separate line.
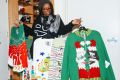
[42, 3, 51, 16]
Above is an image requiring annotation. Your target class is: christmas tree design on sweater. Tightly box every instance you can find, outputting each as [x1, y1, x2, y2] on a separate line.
[61, 29, 115, 80]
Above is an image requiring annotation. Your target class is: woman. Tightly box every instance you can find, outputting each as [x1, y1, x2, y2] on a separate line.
[30, 0, 81, 59]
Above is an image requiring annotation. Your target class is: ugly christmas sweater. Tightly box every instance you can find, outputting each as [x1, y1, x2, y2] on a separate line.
[61, 29, 115, 80]
[8, 25, 28, 72]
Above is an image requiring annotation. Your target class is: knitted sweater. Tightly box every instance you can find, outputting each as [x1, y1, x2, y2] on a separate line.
[61, 29, 115, 80]
[8, 25, 28, 72]
[33, 38, 66, 80]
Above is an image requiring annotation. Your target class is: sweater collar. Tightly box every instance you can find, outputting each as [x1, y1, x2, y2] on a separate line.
[74, 28, 92, 38]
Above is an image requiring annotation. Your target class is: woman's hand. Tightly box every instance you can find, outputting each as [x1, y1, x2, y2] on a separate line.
[14, 19, 20, 27]
[72, 18, 81, 27]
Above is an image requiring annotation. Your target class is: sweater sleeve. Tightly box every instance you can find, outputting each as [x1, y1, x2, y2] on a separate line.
[61, 37, 70, 80]
[23, 24, 33, 37]
[31, 15, 41, 36]
[57, 17, 73, 36]
[97, 32, 116, 80]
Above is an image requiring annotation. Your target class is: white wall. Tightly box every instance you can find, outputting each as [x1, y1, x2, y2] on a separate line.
[54, 0, 68, 23]
[55, 0, 120, 79]
[0, 0, 9, 79]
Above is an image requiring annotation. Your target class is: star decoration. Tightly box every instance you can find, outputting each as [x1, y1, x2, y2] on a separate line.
[40, 52, 45, 56]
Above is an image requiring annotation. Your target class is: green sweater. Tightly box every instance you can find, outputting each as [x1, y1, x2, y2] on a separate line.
[61, 29, 115, 80]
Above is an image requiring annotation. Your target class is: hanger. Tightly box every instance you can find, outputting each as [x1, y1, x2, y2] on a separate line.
[78, 18, 87, 31]
[79, 25, 87, 31]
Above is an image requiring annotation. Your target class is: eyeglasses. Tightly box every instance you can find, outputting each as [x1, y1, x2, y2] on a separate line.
[42, 7, 51, 11]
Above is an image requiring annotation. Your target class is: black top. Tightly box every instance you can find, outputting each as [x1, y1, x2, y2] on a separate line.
[24, 15, 73, 39]
[32, 15, 73, 39]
